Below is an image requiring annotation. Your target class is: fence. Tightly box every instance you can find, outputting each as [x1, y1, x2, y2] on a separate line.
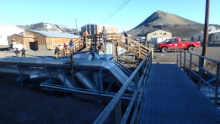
[94, 50, 152, 124]
[175, 49, 220, 106]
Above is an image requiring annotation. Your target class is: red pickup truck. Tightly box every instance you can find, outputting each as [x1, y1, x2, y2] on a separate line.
[156, 38, 201, 53]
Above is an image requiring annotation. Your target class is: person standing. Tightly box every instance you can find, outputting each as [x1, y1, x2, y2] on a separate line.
[21, 48, 26, 57]
[63, 43, 67, 49]
[54, 47, 60, 54]
[83, 29, 88, 42]
[102, 26, 107, 41]
[14, 48, 20, 57]
[123, 30, 128, 45]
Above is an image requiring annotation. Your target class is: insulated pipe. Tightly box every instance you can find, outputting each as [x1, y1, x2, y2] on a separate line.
[0, 57, 70, 68]
[57, 73, 75, 88]
[0, 66, 76, 88]
[0, 66, 44, 76]
[73, 59, 134, 92]
[92, 72, 100, 90]
[75, 70, 98, 90]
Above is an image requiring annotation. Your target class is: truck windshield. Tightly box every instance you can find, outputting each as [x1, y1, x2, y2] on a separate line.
[163, 39, 171, 43]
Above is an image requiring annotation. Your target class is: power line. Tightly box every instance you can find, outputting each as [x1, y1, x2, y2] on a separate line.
[101, 0, 131, 24]
[101, 0, 128, 23]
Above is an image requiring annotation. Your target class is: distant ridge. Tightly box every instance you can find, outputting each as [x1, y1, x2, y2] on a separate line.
[17, 22, 77, 34]
[135, 10, 201, 28]
[128, 10, 220, 40]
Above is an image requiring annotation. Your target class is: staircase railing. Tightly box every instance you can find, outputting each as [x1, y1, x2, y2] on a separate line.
[116, 34, 150, 59]
[55, 33, 151, 59]
[55, 37, 85, 58]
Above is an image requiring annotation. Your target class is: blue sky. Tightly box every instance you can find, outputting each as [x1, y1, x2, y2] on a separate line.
[0, 0, 219, 32]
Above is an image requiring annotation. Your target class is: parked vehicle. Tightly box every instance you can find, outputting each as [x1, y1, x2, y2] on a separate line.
[156, 37, 201, 53]
[8, 43, 24, 51]
[151, 37, 169, 47]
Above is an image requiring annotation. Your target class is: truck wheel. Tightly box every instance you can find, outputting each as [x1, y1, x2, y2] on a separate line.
[161, 47, 168, 53]
[188, 46, 194, 52]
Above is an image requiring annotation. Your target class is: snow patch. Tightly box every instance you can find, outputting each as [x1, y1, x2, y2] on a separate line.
[44, 24, 53, 29]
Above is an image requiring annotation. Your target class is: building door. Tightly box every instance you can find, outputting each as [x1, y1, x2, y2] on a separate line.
[29, 41, 38, 50]
[198, 36, 201, 41]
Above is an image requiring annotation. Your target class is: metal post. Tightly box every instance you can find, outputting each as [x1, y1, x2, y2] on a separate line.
[180, 50, 182, 68]
[115, 99, 121, 124]
[215, 63, 220, 106]
[177, 50, 179, 67]
[19, 67, 23, 86]
[44, 67, 51, 82]
[189, 54, 192, 78]
[184, 51, 186, 69]
[99, 68, 103, 91]
[174, 49, 176, 64]
[198, 56, 203, 90]
[134, 73, 139, 123]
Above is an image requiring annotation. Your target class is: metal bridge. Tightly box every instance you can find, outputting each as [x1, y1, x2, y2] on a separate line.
[94, 50, 220, 124]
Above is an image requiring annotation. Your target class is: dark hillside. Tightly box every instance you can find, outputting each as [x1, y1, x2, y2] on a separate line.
[128, 10, 220, 40]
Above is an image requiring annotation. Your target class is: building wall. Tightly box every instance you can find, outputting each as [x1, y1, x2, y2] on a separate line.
[8, 34, 24, 45]
[23, 31, 42, 38]
[212, 32, 220, 42]
[9, 30, 79, 50]
[23, 37, 34, 49]
[147, 30, 172, 41]
[192, 33, 203, 42]
[81, 24, 118, 35]
[97, 24, 118, 34]
[46, 37, 77, 49]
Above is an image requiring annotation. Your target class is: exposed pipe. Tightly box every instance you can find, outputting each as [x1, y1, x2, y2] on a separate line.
[75, 70, 98, 90]
[0, 57, 70, 68]
[0, 53, 134, 92]
[92, 72, 100, 90]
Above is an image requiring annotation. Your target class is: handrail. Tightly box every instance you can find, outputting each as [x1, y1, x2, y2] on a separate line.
[94, 51, 152, 124]
[175, 49, 220, 106]
[56, 33, 151, 59]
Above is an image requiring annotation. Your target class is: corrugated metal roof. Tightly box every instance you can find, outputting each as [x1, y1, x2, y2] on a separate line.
[29, 30, 80, 38]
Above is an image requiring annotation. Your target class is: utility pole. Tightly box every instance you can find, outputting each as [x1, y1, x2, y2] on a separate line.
[202, 0, 210, 67]
[75, 18, 78, 35]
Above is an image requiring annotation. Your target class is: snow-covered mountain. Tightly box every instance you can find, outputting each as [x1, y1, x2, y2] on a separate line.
[17, 22, 77, 34]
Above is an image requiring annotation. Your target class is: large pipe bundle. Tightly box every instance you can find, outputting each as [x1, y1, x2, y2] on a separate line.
[0, 53, 134, 91]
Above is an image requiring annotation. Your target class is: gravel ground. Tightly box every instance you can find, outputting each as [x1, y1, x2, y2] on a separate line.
[0, 46, 115, 124]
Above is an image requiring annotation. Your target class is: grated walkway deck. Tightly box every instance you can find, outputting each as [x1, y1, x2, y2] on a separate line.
[139, 62, 220, 124]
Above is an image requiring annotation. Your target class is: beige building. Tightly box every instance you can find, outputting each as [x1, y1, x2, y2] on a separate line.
[146, 30, 172, 41]
[81, 24, 118, 34]
[192, 30, 220, 43]
[8, 30, 80, 50]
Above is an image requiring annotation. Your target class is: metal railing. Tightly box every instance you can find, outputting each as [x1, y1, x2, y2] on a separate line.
[175, 49, 220, 106]
[94, 51, 152, 124]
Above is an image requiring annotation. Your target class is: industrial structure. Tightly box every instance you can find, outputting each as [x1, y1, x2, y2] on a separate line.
[1, 33, 220, 123]
[81, 24, 118, 34]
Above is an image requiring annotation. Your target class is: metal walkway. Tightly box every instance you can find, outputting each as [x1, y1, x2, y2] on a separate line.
[139, 62, 220, 124]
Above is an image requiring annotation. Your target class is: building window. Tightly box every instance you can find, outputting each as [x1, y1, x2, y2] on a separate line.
[216, 36, 218, 39]
[0, 35, 2, 38]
